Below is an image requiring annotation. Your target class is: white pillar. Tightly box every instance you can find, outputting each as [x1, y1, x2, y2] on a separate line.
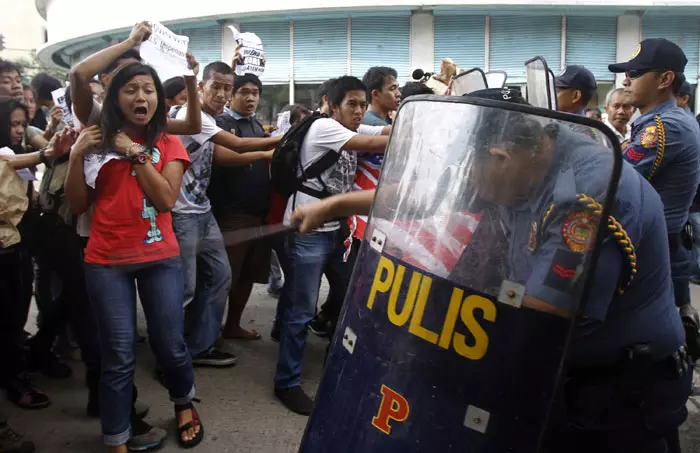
[615, 13, 642, 88]
[410, 11, 434, 74]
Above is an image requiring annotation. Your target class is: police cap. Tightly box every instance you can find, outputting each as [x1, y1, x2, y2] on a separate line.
[609, 38, 687, 73]
[555, 65, 597, 101]
[680, 81, 693, 96]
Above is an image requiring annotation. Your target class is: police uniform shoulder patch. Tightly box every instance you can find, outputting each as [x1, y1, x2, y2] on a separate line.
[639, 125, 658, 147]
[528, 220, 537, 252]
[561, 211, 596, 252]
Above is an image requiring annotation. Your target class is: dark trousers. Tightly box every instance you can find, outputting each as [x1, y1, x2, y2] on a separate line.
[546, 357, 692, 453]
[319, 238, 360, 329]
[24, 215, 100, 389]
[0, 244, 33, 385]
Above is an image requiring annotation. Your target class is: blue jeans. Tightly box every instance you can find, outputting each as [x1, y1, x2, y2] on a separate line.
[275, 230, 345, 389]
[173, 211, 232, 357]
[85, 258, 195, 446]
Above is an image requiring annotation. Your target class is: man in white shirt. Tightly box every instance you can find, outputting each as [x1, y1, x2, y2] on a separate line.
[604, 88, 634, 144]
[275, 76, 388, 415]
[171, 61, 279, 368]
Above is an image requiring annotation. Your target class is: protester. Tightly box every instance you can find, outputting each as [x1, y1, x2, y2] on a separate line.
[64, 62, 203, 452]
[0, 59, 23, 102]
[206, 73, 278, 341]
[164, 76, 187, 108]
[603, 87, 634, 143]
[555, 65, 597, 114]
[171, 62, 277, 366]
[30, 73, 63, 138]
[275, 76, 389, 415]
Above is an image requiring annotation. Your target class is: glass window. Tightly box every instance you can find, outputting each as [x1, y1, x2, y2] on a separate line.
[257, 84, 290, 127]
[294, 83, 322, 111]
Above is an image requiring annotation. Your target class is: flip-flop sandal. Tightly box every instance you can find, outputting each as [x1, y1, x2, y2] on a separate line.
[174, 402, 204, 449]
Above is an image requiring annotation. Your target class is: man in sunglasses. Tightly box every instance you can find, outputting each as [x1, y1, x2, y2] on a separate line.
[609, 38, 700, 360]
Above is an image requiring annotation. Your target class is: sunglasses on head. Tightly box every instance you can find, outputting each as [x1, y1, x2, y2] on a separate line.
[625, 69, 667, 79]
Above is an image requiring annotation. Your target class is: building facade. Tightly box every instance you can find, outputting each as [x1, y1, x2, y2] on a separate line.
[36, 0, 700, 123]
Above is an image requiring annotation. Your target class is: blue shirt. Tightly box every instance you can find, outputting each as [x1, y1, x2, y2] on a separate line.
[502, 126, 683, 366]
[625, 99, 700, 235]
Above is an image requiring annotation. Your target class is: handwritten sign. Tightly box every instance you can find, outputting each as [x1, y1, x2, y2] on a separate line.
[51, 87, 74, 128]
[228, 26, 265, 78]
[0, 147, 35, 180]
[140, 21, 191, 81]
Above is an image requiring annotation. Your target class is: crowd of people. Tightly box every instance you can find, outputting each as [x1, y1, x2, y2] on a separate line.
[0, 19, 699, 453]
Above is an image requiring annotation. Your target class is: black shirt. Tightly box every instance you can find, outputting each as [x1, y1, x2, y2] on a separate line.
[209, 114, 271, 218]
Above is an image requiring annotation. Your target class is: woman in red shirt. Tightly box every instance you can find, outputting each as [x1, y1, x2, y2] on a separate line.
[64, 63, 202, 452]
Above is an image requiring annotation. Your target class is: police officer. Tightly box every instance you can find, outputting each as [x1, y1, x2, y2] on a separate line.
[555, 65, 598, 115]
[676, 80, 694, 115]
[609, 38, 700, 358]
[292, 88, 692, 453]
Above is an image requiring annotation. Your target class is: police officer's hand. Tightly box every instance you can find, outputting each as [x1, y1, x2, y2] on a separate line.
[291, 201, 331, 234]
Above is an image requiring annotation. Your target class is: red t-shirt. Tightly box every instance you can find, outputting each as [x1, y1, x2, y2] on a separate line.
[84, 134, 190, 265]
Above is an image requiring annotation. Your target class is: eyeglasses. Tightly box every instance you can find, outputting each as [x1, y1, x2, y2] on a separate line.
[625, 69, 665, 80]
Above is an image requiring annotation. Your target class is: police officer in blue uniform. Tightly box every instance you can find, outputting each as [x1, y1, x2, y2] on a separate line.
[677, 81, 694, 115]
[453, 88, 692, 453]
[609, 38, 700, 359]
[292, 88, 693, 452]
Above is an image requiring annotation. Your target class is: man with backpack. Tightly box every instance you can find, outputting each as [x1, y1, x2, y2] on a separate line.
[271, 76, 389, 415]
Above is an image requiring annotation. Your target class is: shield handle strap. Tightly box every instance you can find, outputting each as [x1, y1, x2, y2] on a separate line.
[541, 193, 638, 295]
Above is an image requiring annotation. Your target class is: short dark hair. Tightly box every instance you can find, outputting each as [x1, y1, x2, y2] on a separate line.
[316, 78, 337, 109]
[100, 62, 167, 150]
[31, 73, 62, 102]
[401, 82, 434, 100]
[328, 76, 366, 108]
[362, 67, 398, 102]
[233, 73, 262, 95]
[0, 96, 29, 151]
[671, 72, 685, 96]
[202, 61, 233, 82]
[287, 104, 311, 126]
[0, 58, 20, 77]
[100, 48, 141, 78]
[163, 77, 187, 100]
[584, 107, 602, 118]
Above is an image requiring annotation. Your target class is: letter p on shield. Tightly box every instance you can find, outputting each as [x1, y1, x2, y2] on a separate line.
[371, 385, 410, 435]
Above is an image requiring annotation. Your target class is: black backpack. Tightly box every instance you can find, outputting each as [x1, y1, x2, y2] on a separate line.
[270, 111, 339, 199]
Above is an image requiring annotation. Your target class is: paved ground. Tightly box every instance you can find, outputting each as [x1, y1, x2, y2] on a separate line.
[5, 283, 700, 452]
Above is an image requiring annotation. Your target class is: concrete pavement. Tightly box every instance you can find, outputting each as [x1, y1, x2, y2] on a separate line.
[5, 283, 700, 452]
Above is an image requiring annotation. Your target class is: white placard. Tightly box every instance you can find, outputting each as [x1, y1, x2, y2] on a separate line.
[0, 147, 36, 180]
[140, 21, 192, 81]
[228, 26, 265, 78]
[51, 87, 75, 128]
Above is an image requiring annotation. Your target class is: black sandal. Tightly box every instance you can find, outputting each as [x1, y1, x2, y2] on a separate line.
[174, 402, 204, 449]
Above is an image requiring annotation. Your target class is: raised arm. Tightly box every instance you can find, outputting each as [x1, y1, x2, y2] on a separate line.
[69, 21, 151, 125]
[212, 129, 281, 153]
[212, 144, 273, 167]
[164, 53, 202, 135]
[291, 189, 375, 234]
[2, 128, 75, 170]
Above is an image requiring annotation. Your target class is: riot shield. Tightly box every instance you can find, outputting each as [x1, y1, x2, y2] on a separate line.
[525, 56, 557, 110]
[300, 95, 622, 453]
[485, 70, 507, 88]
[452, 68, 488, 96]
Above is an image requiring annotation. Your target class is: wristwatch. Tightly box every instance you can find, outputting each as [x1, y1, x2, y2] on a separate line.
[131, 152, 149, 165]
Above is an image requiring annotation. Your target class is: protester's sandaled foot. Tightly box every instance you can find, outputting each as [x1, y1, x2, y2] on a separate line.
[221, 326, 262, 340]
[175, 403, 204, 449]
[275, 386, 314, 416]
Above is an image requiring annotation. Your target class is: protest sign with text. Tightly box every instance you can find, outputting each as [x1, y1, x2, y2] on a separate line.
[228, 26, 266, 78]
[140, 21, 192, 81]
